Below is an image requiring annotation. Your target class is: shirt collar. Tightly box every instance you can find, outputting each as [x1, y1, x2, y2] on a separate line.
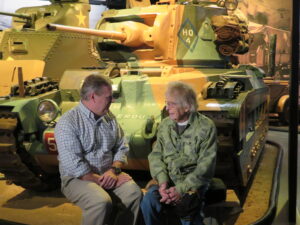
[170, 111, 197, 130]
[79, 101, 113, 123]
[78, 101, 102, 121]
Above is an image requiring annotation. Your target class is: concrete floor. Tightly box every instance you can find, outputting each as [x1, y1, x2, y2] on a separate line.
[267, 129, 300, 225]
[0, 129, 298, 225]
[0, 181, 81, 225]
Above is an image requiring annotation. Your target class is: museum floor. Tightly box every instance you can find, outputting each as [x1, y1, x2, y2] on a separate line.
[268, 129, 300, 225]
[0, 129, 299, 225]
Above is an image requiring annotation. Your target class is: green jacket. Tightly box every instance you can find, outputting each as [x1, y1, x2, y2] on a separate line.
[148, 112, 217, 195]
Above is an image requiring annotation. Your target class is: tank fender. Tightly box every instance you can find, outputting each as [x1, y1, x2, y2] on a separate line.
[276, 95, 289, 113]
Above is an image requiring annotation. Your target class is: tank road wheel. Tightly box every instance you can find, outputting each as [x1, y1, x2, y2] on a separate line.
[0, 113, 60, 191]
[279, 99, 289, 125]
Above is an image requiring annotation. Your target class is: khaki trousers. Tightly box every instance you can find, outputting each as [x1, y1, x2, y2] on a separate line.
[61, 176, 142, 225]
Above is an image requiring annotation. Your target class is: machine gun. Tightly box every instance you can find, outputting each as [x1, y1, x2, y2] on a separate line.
[0, 11, 35, 28]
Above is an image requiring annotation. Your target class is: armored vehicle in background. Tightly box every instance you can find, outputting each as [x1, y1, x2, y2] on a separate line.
[238, 22, 293, 124]
[0, 0, 269, 194]
[0, 0, 101, 96]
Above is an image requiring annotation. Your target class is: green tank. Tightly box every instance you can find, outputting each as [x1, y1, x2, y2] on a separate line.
[0, 0, 269, 195]
[0, 0, 101, 96]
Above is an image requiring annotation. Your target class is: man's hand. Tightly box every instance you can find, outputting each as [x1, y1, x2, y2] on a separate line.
[159, 182, 170, 203]
[115, 172, 132, 188]
[165, 186, 181, 204]
[80, 172, 102, 183]
[98, 169, 117, 189]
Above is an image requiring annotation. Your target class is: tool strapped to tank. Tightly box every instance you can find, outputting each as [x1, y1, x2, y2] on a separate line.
[211, 14, 249, 56]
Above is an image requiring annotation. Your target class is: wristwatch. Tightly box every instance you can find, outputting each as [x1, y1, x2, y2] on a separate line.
[111, 166, 122, 175]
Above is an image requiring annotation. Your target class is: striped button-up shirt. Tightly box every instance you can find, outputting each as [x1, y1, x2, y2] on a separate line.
[54, 102, 129, 178]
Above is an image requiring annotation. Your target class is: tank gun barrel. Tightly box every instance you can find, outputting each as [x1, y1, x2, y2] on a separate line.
[47, 22, 154, 48]
[47, 23, 127, 41]
[0, 12, 32, 20]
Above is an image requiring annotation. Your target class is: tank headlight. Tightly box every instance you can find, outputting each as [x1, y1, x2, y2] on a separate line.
[37, 99, 60, 123]
[225, 0, 238, 11]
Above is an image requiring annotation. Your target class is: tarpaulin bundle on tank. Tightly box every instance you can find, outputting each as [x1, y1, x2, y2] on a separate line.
[211, 14, 249, 56]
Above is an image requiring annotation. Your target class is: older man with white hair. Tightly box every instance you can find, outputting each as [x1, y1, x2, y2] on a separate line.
[141, 81, 218, 225]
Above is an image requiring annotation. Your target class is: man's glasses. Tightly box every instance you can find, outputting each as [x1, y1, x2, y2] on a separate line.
[165, 101, 178, 108]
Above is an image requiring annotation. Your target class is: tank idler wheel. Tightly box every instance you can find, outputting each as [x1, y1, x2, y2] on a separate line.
[279, 100, 289, 125]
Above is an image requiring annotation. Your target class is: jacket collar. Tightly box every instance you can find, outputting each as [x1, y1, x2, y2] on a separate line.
[170, 111, 197, 130]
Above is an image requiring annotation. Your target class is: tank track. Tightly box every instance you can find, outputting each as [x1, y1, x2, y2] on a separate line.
[10, 77, 58, 97]
[0, 112, 59, 191]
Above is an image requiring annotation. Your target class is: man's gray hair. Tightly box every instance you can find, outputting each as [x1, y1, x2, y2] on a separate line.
[80, 74, 112, 100]
[166, 81, 198, 112]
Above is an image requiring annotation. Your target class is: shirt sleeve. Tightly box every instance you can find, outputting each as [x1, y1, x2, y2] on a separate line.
[112, 121, 129, 163]
[54, 116, 91, 178]
[148, 124, 170, 185]
[175, 120, 217, 194]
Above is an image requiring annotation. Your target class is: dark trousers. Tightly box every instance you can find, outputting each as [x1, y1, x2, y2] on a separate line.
[141, 185, 206, 225]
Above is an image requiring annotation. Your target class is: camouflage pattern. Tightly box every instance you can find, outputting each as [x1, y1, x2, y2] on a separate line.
[149, 112, 217, 195]
[0, 0, 100, 96]
[0, 0, 269, 194]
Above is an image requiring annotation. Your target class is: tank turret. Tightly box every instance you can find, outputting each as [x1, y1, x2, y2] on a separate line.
[0, 0, 100, 96]
[47, 2, 249, 61]
[1, 0, 89, 31]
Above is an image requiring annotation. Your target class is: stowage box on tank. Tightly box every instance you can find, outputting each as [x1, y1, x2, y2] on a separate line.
[0, 0, 269, 194]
